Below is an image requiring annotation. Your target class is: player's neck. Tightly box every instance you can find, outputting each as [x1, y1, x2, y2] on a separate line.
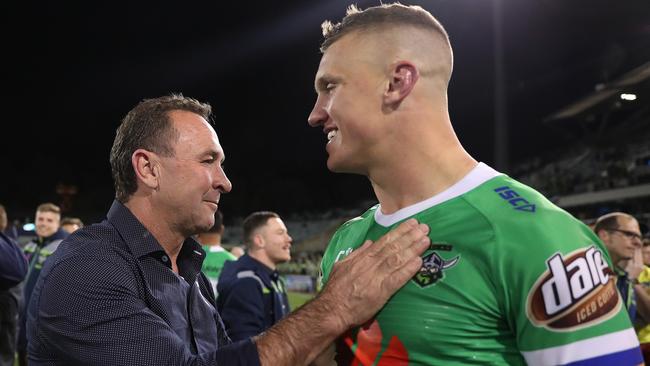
[369, 147, 477, 214]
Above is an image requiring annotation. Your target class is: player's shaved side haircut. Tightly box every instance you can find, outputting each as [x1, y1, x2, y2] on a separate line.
[320, 3, 451, 53]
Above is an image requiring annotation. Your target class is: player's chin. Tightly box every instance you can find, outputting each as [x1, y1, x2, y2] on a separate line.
[326, 156, 360, 174]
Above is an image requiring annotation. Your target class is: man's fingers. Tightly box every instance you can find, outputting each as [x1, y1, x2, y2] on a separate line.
[384, 256, 424, 291]
[375, 222, 430, 268]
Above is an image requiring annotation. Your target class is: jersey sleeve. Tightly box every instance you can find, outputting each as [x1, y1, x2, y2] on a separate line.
[493, 208, 642, 366]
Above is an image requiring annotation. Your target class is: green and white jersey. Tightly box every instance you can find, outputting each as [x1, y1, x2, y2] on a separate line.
[201, 245, 236, 292]
[320, 163, 641, 365]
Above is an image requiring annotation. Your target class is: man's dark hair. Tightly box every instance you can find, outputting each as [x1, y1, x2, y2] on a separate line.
[110, 93, 212, 203]
[320, 3, 450, 52]
[206, 210, 224, 234]
[242, 211, 280, 247]
[593, 212, 634, 235]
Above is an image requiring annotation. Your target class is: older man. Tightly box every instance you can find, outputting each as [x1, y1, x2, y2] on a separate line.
[26, 94, 430, 366]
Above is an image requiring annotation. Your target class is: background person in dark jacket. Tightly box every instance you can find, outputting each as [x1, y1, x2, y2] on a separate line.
[218, 211, 292, 341]
[0, 207, 28, 366]
[17, 203, 68, 365]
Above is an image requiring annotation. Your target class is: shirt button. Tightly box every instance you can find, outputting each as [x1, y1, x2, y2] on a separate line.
[161, 255, 169, 263]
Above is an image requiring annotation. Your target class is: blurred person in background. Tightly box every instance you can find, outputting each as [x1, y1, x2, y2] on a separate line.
[633, 236, 650, 361]
[60, 217, 84, 234]
[0, 204, 27, 366]
[18, 203, 68, 365]
[196, 210, 236, 292]
[595, 212, 647, 324]
[217, 211, 292, 341]
[230, 245, 245, 258]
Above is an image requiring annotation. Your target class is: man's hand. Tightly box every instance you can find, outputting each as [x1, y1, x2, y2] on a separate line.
[626, 247, 645, 280]
[319, 218, 430, 331]
[256, 218, 430, 366]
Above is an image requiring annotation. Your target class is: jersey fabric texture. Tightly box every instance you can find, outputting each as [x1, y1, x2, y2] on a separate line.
[319, 163, 642, 366]
[201, 245, 236, 292]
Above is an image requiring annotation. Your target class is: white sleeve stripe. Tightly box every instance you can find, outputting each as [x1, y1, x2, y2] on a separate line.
[521, 328, 640, 366]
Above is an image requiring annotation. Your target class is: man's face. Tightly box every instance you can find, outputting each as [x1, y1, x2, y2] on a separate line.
[308, 33, 386, 174]
[35, 211, 60, 238]
[155, 110, 232, 235]
[601, 217, 642, 263]
[258, 217, 292, 265]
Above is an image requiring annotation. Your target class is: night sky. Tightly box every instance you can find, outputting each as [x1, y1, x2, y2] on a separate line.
[3, 0, 649, 223]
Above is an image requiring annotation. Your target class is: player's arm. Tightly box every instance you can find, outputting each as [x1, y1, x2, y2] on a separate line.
[219, 277, 267, 341]
[505, 225, 643, 366]
[254, 219, 430, 366]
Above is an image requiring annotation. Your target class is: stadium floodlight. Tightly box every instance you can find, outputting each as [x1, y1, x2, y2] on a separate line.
[23, 223, 35, 231]
[620, 93, 637, 101]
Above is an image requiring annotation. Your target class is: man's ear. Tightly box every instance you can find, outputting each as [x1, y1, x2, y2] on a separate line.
[131, 149, 160, 191]
[596, 229, 609, 243]
[384, 61, 419, 107]
[253, 233, 265, 248]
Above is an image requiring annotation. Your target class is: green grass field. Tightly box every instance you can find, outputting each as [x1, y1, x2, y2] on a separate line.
[287, 291, 316, 310]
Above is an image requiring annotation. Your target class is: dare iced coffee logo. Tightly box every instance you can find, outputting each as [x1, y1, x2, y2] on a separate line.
[527, 246, 621, 331]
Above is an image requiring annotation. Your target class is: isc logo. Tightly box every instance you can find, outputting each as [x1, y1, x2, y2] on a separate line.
[494, 186, 536, 212]
[527, 246, 620, 331]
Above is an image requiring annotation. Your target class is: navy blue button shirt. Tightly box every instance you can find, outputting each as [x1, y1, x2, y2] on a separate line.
[26, 200, 260, 366]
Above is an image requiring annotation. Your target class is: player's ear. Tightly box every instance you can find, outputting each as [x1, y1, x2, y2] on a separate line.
[383, 61, 419, 108]
[132, 149, 161, 191]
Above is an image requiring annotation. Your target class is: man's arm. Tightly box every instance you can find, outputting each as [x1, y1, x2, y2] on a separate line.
[0, 232, 28, 290]
[219, 278, 268, 341]
[254, 219, 430, 366]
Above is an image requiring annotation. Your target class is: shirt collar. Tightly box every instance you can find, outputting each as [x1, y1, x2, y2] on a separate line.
[242, 254, 278, 277]
[107, 200, 164, 259]
[106, 200, 206, 282]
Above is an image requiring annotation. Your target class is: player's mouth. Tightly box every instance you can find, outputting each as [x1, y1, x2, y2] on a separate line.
[326, 128, 338, 143]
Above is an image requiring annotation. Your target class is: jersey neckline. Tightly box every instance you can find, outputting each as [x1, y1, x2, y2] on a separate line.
[374, 162, 502, 227]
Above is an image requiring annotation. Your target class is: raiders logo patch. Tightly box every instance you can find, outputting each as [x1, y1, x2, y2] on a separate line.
[526, 246, 621, 332]
[412, 245, 460, 288]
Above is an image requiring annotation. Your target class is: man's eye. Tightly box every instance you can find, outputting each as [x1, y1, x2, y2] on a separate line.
[202, 158, 215, 164]
[325, 83, 336, 91]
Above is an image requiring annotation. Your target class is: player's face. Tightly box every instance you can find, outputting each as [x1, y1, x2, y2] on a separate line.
[259, 217, 292, 265]
[308, 34, 386, 174]
[156, 111, 232, 235]
[604, 217, 642, 262]
[35, 211, 60, 238]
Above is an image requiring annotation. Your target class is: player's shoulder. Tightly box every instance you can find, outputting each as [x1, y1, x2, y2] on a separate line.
[466, 174, 583, 235]
[337, 204, 378, 231]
